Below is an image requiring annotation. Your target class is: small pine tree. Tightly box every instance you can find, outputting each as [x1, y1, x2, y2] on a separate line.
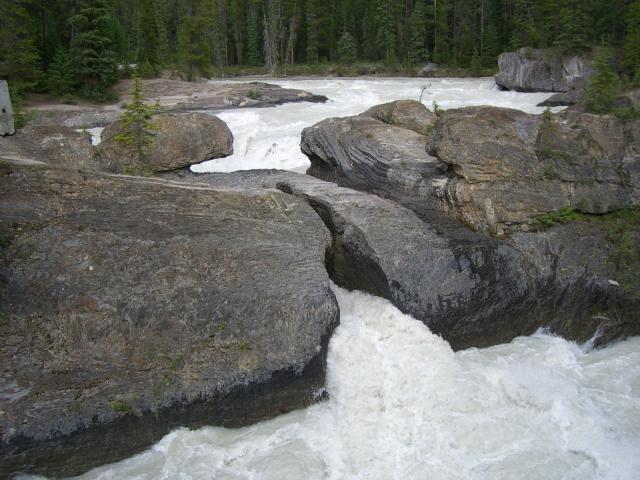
[139, 59, 156, 79]
[115, 75, 157, 167]
[585, 45, 619, 114]
[337, 32, 357, 64]
[47, 47, 75, 96]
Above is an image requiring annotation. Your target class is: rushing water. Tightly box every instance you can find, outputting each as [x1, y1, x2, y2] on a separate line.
[26, 79, 640, 479]
[34, 286, 640, 480]
[193, 77, 561, 173]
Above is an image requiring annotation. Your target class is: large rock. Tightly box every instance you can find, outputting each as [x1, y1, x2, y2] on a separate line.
[99, 112, 233, 174]
[0, 159, 338, 477]
[186, 169, 640, 352]
[303, 100, 444, 219]
[10, 124, 107, 171]
[302, 102, 639, 235]
[495, 47, 592, 93]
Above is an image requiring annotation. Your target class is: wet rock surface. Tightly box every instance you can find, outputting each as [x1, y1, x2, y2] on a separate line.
[99, 112, 233, 173]
[0, 159, 338, 477]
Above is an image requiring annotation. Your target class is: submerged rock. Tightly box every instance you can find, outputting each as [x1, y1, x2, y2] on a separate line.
[495, 47, 592, 93]
[0, 159, 338, 477]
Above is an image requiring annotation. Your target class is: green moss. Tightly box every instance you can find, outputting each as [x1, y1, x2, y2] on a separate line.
[247, 89, 262, 100]
[532, 205, 640, 297]
[532, 207, 587, 229]
[108, 399, 132, 413]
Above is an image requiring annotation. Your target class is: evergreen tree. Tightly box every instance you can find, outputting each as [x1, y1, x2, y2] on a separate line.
[623, 0, 640, 82]
[337, 32, 357, 64]
[409, 0, 428, 65]
[554, 2, 591, 53]
[47, 47, 75, 95]
[115, 74, 157, 168]
[69, 0, 118, 96]
[247, 1, 261, 65]
[376, 0, 396, 64]
[483, 22, 499, 67]
[585, 45, 619, 114]
[0, 0, 41, 86]
[177, 1, 211, 80]
[306, 0, 320, 63]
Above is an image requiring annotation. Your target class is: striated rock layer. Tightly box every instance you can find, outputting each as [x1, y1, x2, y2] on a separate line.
[302, 101, 640, 236]
[495, 47, 592, 93]
[0, 159, 338, 477]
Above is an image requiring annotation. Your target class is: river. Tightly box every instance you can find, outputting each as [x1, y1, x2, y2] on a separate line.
[36, 78, 640, 480]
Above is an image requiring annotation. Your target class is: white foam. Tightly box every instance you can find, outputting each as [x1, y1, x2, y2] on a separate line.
[192, 77, 563, 173]
[60, 286, 640, 480]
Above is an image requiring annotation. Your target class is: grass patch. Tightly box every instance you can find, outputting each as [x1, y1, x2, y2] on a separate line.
[108, 399, 132, 413]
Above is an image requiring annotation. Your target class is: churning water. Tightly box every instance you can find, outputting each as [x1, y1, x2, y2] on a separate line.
[27, 79, 639, 480]
[193, 77, 561, 173]
[42, 286, 640, 480]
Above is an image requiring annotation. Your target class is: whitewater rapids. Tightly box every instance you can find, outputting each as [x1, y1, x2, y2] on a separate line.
[29, 286, 640, 480]
[193, 77, 563, 173]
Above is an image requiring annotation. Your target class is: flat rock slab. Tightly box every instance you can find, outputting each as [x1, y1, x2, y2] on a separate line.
[0, 159, 338, 477]
[30, 80, 328, 129]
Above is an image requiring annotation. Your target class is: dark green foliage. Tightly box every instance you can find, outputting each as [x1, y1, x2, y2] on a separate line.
[483, 23, 499, 67]
[47, 47, 75, 96]
[2, 0, 639, 92]
[337, 32, 357, 64]
[554, 2, 591, 53]
[115, 75, 157, 166]
[469, 49, 482, 76]
[624, 0, 640, 81]
[409, 0, 428, 65]
[0, 1, 41, 87]
[177, 2, 211, 80]
[585, 46, 619, 114]
[69, 0, 118, 89]
[139, 59, 156, 79]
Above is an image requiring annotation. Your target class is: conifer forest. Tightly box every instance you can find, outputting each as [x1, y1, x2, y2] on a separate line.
[1, 0, 640, 99]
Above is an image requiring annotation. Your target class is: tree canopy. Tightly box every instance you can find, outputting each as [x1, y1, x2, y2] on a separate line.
[1, 0, 639, 97]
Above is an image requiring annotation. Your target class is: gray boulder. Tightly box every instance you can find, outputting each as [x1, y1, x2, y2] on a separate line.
[187, 169, 640, 352]
[495, 47, 592, 93]
[99, 112, 233, 174]
[302, 102, 638, 235]
[0, 159, 338, 477]
[13, 124, 107, 171]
